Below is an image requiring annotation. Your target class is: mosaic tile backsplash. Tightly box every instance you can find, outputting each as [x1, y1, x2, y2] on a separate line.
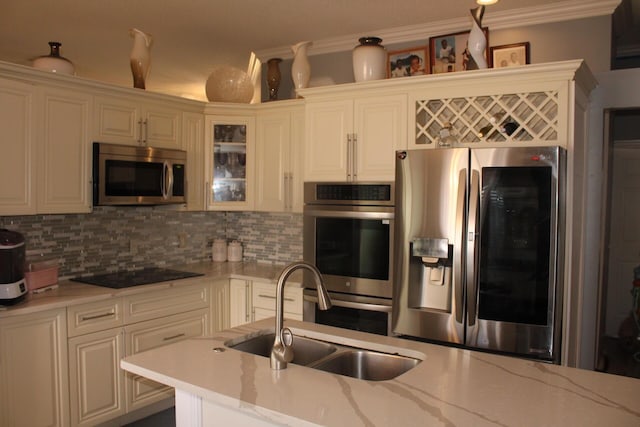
[0, 208, 303, 279]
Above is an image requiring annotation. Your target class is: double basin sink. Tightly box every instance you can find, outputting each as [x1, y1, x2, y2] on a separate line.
[225, 330, 421, 381]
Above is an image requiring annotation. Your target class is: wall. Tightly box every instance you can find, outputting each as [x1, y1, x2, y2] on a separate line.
[261, 15, 612, 101]
[0, 208, 303, 279]
[579, 67, 640, 368]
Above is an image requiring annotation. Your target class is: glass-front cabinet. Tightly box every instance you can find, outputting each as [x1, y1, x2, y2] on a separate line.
[205, 115, 255, 210]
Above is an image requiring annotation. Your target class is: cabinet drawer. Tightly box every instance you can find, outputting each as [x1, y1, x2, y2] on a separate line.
[252, 281, 302, 315]
[124, 308, 209, 412]
[253, 306, 302, 322]
[67, 298, 124, 337]
[124, 283, 209, 324]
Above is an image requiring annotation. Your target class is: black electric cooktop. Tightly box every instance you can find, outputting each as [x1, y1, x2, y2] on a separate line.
[71, 267, 204, 289]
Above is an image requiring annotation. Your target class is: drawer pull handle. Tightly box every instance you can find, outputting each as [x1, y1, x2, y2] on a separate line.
[163, 333, 186, 341]
[258, 294, 294, 302]
[80, 311, 115, 321]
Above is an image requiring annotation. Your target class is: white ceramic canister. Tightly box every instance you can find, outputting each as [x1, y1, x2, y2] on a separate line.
[212, 239, 227, 262]
[227, 240, 243, 262]
[352, 37, 386, 82]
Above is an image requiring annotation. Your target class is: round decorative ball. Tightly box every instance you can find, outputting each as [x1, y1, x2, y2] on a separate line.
[205, 66, 254, 103]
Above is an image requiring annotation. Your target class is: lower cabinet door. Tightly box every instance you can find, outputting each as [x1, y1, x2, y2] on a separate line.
[68, 327, 125, 426]
[0, 308, 69, 427]
[124, 308, 209, 412]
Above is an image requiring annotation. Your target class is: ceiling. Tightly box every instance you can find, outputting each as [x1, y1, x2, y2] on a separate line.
[0, 0, 624, 101]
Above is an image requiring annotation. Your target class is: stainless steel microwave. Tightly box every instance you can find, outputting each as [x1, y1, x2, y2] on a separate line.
[92, 142, 187, 206]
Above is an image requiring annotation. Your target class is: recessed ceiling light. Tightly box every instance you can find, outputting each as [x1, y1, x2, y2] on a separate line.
[477, 0, 499, 5]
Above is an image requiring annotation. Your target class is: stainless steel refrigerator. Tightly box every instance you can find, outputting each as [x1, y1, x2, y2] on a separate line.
[393, 146, 565, 363]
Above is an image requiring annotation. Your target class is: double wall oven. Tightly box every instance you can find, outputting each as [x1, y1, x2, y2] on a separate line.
[303, 182, 394, 335]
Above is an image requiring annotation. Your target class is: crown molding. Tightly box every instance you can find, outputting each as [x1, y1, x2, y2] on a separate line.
[255, 0, 621, 61]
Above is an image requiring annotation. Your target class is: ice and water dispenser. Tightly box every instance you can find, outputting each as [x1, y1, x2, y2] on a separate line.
[408, 237, 452, 312]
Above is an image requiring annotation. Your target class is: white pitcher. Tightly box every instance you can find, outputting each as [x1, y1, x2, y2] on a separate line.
[291, 41, 312, 96]
[129, 28, 153, 89]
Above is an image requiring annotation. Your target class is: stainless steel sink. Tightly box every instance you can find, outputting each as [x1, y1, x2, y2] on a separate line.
[225, 331, 337, 366]
[309, 349, 421, 381]
[225, 330, 422, 381]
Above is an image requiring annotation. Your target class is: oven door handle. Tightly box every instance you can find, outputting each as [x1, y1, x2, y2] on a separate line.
[303, 209, 394, 220]
[304, 294, 392, 313]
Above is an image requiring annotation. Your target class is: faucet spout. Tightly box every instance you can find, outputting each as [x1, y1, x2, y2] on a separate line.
[271, 261, 331, 370]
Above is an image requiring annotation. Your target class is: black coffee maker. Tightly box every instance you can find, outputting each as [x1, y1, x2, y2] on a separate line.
[0, 229, 27, 304]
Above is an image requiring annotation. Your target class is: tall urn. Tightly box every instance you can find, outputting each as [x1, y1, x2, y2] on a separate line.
[266, 58, 282, 101]
[291, 41, 312, 96]
[129, 28, 153, 89]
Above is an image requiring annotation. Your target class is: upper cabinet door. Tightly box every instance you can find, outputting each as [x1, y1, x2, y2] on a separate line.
[93, 95, 181, 149]
[304, 99, 353, 181]
[255, 102, 305, 213]
[353, 94, 407, 182]
[205, 115, 255, 211]
[0, 78, 36, 215]
[37, 87, 92, 214]
[304, 96, 406, 182]
[255, 111, 291, 212]
[142, 103, 181, 149]
[181, 112, 205, 211]
[93, 95, 139, 144]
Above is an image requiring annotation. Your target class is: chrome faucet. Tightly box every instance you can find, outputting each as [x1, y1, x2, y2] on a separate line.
[271, 261, 332, 370]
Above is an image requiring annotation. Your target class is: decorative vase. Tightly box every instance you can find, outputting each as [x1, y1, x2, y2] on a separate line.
[266, 58, 282, 101]
[467, 6, 488, 70]
[32, 42, 75, 75]
[352, 37, 387, 82]
[129, 28, 153, 89]
[291, 41, 312, 96]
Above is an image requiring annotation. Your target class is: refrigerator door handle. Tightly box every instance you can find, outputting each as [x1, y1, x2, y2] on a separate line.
[466, 169, 480, 326]
[453, 168, 467, 324]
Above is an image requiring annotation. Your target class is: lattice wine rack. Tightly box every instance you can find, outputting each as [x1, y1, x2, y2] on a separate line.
[415, 91, 559, 145]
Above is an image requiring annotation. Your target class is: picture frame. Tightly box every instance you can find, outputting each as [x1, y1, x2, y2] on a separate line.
[429, 28, 489, 74]
[490, 42, 530, 68]
[387, 46, 429, 78]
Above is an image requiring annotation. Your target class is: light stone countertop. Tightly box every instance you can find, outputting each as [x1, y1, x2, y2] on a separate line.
[0, 261, 300, 318]
[121, 318, 640, 427]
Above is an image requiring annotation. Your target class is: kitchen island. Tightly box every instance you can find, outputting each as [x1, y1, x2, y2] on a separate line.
[121, 318, 640, 427]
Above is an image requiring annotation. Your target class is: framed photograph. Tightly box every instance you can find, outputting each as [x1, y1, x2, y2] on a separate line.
[387, 46, 429, 78]
[429, 28, 489, 74]
[490, 42, 530, 68]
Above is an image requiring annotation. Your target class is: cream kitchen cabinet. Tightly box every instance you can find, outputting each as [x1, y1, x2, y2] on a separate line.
[68, 326, 126, 426]
[182, 111, 205, 211]
[229, 278, 252, 327]
[304, 94, 407, 182]
[0, 308, 69, 427]
[37, 87, 92, 213]
[251, 280, 303, 321]
[93, 95, 182, 148]
[67, 298, 125, 426]
[66, 281, 210, 426]
[229, 279, 303, 327]
[0, 77, 36, 215]
[0, 78, 91, 215]
[124, 308, 209, 413]
[204, 115, 256, 211]
[255, 101, 305, 213]
[211, 279, 230, 332]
